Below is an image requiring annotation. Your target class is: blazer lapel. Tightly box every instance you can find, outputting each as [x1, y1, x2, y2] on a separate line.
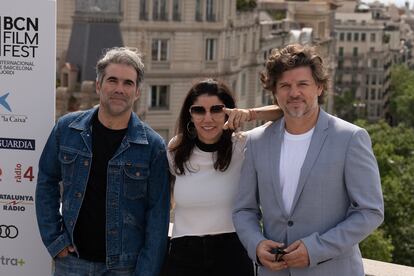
[270, 118, 290, 218]
[290, 109, 329, 215]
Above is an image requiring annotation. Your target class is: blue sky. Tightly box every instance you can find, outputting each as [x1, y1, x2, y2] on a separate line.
[364, 0, 410, 8]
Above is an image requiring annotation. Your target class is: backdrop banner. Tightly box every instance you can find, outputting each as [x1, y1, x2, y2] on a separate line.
[0, 0, 56, 275]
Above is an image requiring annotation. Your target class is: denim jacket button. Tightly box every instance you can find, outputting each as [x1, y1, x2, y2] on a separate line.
[135, 172, 140, 176]
[75, 192, 82, 198]
[84, 160, 89, 166]
[69, 220, 74, 226]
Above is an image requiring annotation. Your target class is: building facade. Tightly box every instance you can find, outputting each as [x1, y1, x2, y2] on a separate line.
[335, 1, 392, 121]
[56, 0, 339, 139]
[57, 0, 275, 140]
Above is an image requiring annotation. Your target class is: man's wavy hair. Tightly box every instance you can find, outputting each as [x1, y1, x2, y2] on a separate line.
[260, 44, 328, 105]
[170, 79, 236, 175]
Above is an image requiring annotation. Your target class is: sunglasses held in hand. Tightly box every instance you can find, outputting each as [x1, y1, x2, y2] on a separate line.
[270, 247, 287, 262]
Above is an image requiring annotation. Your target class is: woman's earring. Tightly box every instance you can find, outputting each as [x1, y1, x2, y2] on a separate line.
[186, 121, 197, 139]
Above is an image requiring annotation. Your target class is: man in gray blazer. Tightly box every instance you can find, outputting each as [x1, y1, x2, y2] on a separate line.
[233, 44, 384, 276]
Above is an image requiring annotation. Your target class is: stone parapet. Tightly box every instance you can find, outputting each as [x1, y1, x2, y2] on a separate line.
[363, 258, 414, 276]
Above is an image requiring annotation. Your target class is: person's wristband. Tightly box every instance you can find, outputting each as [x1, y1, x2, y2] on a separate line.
[248, 109, 257, 121]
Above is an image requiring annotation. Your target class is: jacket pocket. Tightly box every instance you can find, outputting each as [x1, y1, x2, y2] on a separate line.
[123, 163, 149, 200]
[58, 148, 78, 185]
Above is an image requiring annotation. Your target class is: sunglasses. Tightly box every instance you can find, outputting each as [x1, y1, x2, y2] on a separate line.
[189, 104, 225, 120]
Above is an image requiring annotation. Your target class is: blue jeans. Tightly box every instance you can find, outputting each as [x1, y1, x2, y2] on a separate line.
[54, 254, 135, 276]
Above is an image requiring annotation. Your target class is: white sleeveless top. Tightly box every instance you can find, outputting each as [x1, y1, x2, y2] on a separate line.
[167, 133, 247, 239]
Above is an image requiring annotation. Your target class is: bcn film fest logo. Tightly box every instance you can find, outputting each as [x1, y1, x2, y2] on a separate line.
[0, 16, 39, 58]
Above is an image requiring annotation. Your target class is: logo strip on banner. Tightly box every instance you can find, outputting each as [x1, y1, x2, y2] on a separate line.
[0, 92, 30, 123]
[0, 194, 34, 212]
[1, 1, 55, 275]
[0, 16, 2, 53]
[0, 93, 12, 112]
[0, 255, 25, 266]
[0, 137, 35, 150]
[0, 225, 19, 239]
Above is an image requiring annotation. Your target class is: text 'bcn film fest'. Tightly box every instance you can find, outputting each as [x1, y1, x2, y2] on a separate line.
[0, 0, 56, 275]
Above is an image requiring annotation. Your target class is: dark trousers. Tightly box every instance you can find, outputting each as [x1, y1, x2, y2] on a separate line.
[164, 232, 254, 276]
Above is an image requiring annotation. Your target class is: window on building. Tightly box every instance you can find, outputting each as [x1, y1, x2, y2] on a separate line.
[361, 33, 366, 42]
[371, 89, 376, 100]
[195, 0, 202, 21]
[347, 33, 352, 41]
[366, 75, 370, 85]
[150, 85, 169, 109]
[338, 60, 343, 69]
[152, 39, 169, 61]
[153, 0, 168, 21]
[206, 0, 216, 21]
[318, 22, 325, 38]
[243, 34, 248, 53]
[338, 47, 344, 56]
[365, 88, 369, 100]
[225, 36, 231, 58]
[378, 90, 382, 100]
[372, 59, 378, 68]
[351, 73, 357, 84]
[353, 47, 358, 57]
[262, 89, 273, 105]
[172, 0, 181, 21]
[370, 33, 376, 42]
[252, 32, 256, 51]
[205, 38, 216, 61]
[241, 73, 247, 97]
[155, 129, 169, 141]
[339, 32, 344, 41]
[369, 103, 376, 116]
[352, 61, 358, 70]
[232, 80, 237, 93]
[354, 32, 359, 41]
[372, 75, 377, 85]
[235, 34, 240, 56]
[336, 74, 343, 84]
[139, 0, 148, 20]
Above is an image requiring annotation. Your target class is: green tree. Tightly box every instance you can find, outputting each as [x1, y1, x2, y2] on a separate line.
[236, 0, 257, 11]
[360, 229, 393, 262]
[356, 120, 414, 266]
[389, 65, 414, 127]
[334, 90, 358, 122]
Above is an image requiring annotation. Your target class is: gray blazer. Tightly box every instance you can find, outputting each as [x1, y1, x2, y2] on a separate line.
[233, 109, 384, 276]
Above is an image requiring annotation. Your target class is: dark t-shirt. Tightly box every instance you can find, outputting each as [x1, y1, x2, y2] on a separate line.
[73, 112, 127, 262]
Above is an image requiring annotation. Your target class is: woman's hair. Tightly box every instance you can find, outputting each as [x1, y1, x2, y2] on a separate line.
[260, 44, 328, 105]
[170, 79, 236, 175]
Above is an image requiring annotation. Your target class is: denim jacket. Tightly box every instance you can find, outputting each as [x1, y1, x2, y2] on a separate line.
[36, 108, 170, 275]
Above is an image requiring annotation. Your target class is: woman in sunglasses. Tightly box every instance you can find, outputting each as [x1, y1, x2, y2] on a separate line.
[165, 79, 282, 276]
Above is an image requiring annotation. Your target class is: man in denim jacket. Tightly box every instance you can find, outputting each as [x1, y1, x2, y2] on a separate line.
[36, 47, 170, 275]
